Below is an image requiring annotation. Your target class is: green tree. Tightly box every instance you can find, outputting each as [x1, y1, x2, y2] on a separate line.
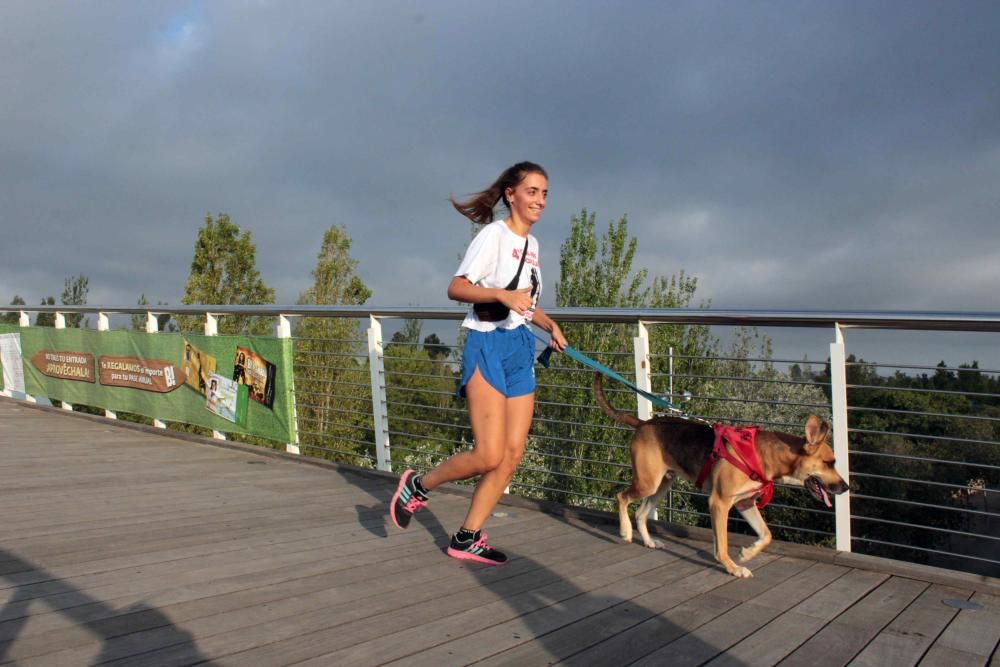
[1, 295, 26, 325]
[293, 225, 374, 464]
[390, 318, 423, 347]
[35, 297, 56, 327]
[61, 274, 89, 328]
[178, 213, 276, 335]
[423, 333, 450, 360]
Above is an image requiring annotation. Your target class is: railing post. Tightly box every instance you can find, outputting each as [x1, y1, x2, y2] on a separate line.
[204, 313, 225, 440]
[633, 321, 653, 420]
[98, 312, 117, 420]
[54, 312, 73, 411]
[367, 315, 391, 472]
[668, 345, 674, 523]
[146, 312, 167, 429]
[633, 321, 658, 520]
[279, 315, 301, 455]
[830, 323, 852, 552]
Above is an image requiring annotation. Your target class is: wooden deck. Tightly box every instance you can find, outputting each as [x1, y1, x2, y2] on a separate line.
[1, 399, 998, 667]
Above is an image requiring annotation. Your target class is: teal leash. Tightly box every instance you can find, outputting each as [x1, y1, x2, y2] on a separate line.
[533, 332, 680, 412]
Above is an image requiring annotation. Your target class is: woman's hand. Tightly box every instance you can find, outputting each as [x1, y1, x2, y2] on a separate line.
[498, 287, 533, 316]
[548, 321, 568, 352]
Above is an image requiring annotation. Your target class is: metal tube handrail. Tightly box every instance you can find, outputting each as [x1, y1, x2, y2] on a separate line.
[8, 304, 1000, 331]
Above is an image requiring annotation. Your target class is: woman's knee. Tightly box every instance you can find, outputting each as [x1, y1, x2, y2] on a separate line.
[468, 445, 505, 474]
[498, 443, 526, 475]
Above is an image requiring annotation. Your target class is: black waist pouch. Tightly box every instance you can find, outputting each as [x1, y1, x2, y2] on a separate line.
[473, 236, 529, 323]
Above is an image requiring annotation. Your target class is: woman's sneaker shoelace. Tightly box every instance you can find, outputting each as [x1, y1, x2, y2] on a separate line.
[390, 469, 427, 529]
[446, 531, 508, 565]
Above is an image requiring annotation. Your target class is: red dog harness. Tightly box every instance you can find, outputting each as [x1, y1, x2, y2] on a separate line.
[696, 425, 773, 509]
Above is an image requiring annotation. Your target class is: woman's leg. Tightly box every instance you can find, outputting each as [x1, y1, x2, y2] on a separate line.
[458, 389, 535, 532]
[419, 367, 507, 491]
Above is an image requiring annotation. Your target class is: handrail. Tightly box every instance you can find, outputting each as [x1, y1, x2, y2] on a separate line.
[5, 304, 1000, 331]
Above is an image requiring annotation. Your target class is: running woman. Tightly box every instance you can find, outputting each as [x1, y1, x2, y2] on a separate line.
[390, 161, 567, 564]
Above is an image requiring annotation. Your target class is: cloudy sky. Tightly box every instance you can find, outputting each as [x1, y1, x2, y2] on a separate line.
[2, 1, 998, 326]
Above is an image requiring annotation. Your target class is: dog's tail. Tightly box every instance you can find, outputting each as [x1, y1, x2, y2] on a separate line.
[593, 373, 642, 427]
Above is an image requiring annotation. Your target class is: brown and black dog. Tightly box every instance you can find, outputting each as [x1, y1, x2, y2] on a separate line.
[594, 374, 848, 578]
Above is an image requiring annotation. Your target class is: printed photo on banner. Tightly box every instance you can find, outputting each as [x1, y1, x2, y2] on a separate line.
[205, 372, 240, 423]
[0, 333, 26, 393]
[182, 339, 216, 397]
[232, 346, 276, 409]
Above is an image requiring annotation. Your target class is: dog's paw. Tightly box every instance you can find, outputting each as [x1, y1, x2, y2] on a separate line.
[738, 546, 758, 563]
[730, 565, 753, 579]
[643, 537, 664, 549]
[619, 528, 633, 544]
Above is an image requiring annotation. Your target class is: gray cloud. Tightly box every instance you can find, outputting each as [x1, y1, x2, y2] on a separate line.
[1, 0, 997, 330]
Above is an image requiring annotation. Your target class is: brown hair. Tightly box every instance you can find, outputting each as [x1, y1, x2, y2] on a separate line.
[450, 161, 548, 224]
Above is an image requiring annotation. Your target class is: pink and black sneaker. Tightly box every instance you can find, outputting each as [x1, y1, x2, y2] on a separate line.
[446, 530, 508, 565]
[390, 469, 427, 529]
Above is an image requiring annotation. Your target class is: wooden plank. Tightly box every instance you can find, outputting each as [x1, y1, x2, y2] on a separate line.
[778, 576, 929, 667]
[387, 548, 699, 667]
[919, 644, 990, 667]
[850, 583, 970, 666]
[700, 563, 853, 667]
[98, 534, 641, 667]
[480, 557, 744, 667]
[625, 558, 825, 666]
[920, 591, 1000, 664]
[209, 537, 660, 666]
[2, 498, 559, 661]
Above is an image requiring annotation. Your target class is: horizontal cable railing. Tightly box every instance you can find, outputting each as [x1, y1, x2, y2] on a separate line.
[3, 304, 998, 578]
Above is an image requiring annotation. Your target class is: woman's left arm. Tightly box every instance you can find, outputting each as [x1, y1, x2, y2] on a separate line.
[532, 307, 568, 352]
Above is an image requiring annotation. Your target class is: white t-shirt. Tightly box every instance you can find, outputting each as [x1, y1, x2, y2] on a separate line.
[455, 220, 542, 331]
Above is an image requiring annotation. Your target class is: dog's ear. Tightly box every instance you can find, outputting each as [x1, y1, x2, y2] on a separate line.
[804, 415, 831, 451]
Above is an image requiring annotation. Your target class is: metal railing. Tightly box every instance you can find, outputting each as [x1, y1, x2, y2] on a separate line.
[3, 304, 999, 577]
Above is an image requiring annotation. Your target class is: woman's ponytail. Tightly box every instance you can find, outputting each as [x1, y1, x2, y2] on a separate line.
[450, 161, 547, 224]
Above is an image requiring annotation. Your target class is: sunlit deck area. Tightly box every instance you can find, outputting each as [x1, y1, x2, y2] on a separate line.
[1, 398, 998, 667]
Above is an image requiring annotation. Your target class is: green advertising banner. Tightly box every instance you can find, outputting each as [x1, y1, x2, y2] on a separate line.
[0, 325, 295, 443]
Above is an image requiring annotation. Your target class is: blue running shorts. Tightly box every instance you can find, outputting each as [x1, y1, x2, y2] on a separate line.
[457, 325, 536, 398]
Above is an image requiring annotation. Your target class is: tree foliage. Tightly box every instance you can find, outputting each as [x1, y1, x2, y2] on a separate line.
[179, 213, 276, 335]
[1, 295, 26, 325]
[35, 297, 56, 327]
[809, 355, 1000, 573]
[292, 225, 374, 464]
[60, 274, 89, 328]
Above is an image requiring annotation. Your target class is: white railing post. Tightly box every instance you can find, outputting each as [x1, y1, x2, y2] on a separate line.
[54, 312, 73, 411]
[667, 345, 674, 523]
[633, 321, 657, 519]
[830, 323, 852, 552]
[279, 315, 301, 455]
[204, 313, 224, 440]
[367, 315, 391, 471]
[146, 312, 167, 429]
[633, 321, 653, 421]
[98, 312, 117, 420]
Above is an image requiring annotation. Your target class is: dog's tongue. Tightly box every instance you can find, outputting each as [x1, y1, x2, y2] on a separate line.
[821, 486, 831, 508]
